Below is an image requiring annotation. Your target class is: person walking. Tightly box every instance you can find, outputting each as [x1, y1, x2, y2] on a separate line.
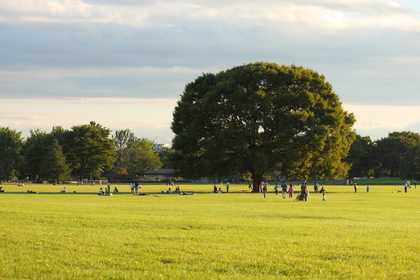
[281, 181, 288, 199]
[404, 181, 409, 193]
[314, 182, 319, 193]
[301, 184, 308, 201]
[288, 183, 294, 198]
[304, 185, 309, 201]
[262, 181, 269, 198]
[353, 182, 357, 193]
[273, 183, 279, 195]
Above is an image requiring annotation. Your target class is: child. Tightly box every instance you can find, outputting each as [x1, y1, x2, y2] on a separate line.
[322, 193, 326, 201]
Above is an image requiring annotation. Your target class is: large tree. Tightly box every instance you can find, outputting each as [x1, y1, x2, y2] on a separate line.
[171, 62, 356, 192]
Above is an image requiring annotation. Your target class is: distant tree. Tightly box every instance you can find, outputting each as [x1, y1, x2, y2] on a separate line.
[125, 138, 162, 173]
[0, 127, 23, 181]
[344, 135, 376, 178]
[111, 129, 162, 175]
[399, 144, 420, 180]
[23, 129, 54, 181]
[373, 131, 420, 177]
[39, 139, 71, 181]
[63, 122, 115, 180]
[171, 62, 356, 192]
[112, 129, 136, 171]
[159, 148, 175, 169]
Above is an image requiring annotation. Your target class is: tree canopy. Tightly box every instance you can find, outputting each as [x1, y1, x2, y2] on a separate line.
[344, 135, 376, 178]
[62, 121, 115, 180]
[111, 129, 162, 178]
[0, 127, 22, 181]
[399, 144, 420, 180]
[171, 62, 356, 191]
[374, 131, 420, 177]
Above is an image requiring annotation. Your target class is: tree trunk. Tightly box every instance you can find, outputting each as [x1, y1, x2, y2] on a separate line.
[252, 174, 263, 193]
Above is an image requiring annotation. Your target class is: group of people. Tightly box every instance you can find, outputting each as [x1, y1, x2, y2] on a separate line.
[272, 181, 295, 198]
[98, 185, 118, 195]
[130, 182, 140, 194]
[313, 182, 325, 194]
[262, 181, 326, 201]
[213, 185, 225, 193]
[161, 187, 172, 193]
[263, 181, 297, 199]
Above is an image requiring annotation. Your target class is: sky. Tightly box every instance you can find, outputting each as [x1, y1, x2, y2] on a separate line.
[1, 0, 420, 144]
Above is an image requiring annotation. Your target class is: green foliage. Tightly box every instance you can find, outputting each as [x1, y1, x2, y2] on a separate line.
[159, 148, 175, 169]
[373, 131, 420, 177]
[399, 144, 420, 180]
[39, 139, 71, 181]
[112, 129, 162, 175]
[172, 62, 356, 191]
[23, 129, 55, 180]
[344, 135, 376, 178]
[112, 129, 135, 170]
[63, 121, 115, 180]
[125, 137, 162, 173]
[0, 127, 23, 180]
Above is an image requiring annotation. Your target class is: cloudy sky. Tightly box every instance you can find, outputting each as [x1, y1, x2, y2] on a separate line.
[1, 0, 420, 144]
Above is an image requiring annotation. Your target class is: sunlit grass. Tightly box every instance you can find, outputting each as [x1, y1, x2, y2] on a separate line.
[0, 182, 419, 279]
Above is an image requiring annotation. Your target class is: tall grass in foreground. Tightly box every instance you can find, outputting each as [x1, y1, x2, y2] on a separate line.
[0, 183, 419, 279]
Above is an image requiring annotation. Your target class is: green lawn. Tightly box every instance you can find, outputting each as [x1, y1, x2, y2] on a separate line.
[0, 182, 419, 279]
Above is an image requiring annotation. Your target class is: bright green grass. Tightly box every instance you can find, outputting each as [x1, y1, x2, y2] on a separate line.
[0, 182, 419, 279]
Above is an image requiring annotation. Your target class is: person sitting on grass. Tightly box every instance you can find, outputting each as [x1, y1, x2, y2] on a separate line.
[0, 187, 4, 192]
[161, 188, 172, 194]
[97, 188, 104, 195]
[180, 191, 195, 195]
[135, 192, 148, 196]
[60, 187, 66, 193]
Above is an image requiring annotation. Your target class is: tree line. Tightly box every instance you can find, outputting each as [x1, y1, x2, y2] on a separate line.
[0, 122, 168, 182]
[1, 124, 419, 183]
[344, 131, 420, 180]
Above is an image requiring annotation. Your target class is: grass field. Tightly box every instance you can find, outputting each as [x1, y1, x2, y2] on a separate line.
[0, 182, 419, 279]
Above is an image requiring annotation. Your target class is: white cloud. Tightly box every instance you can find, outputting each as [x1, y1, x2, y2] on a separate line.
[1, 0, 420, 142]
[1, 0, 418, 31]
